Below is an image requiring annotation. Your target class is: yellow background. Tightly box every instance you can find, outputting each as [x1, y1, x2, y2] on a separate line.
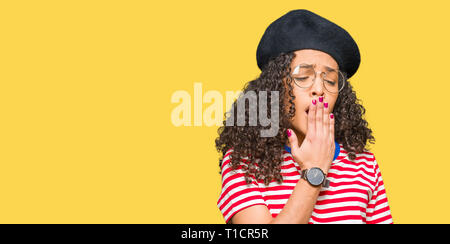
[1, 0, 449, 223]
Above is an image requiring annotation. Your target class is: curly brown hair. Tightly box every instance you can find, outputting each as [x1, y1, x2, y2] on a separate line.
[215, 51, 375, 185]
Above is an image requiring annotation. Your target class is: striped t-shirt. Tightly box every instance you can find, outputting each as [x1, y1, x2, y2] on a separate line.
[217, 143, 393, 224]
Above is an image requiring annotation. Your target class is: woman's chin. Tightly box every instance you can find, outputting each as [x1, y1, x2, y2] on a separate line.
[290, 118, 307, 137]
[298, 128, 307, 138]
[291, 125, 307, 138]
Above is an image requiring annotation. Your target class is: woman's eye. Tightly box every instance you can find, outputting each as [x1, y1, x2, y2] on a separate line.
[294, 77, 308, 81]
[326, 80, 336, 85]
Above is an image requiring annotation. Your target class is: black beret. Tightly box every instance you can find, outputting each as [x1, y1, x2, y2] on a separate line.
[256, 9, 360, 78]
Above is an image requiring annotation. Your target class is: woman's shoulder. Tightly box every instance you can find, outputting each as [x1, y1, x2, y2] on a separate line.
[220, 148, 234, 170]
[220, 148, 252, 171]
[221, 148, 255, 163]
[334, 144, 382, 183]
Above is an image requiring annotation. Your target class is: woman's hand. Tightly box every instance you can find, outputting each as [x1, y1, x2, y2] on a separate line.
[287, 96, 335, 174]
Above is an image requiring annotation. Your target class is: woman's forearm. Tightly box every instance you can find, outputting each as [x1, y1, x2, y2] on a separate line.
[269, 179, 321, 224]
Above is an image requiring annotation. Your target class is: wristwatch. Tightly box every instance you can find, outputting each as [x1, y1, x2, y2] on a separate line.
[301, 167, 330, 188]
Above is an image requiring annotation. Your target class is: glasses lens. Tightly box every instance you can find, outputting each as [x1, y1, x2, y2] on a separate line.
[292, 65, 315, 88]
[323, 70, 345, 93]
[292, 65, 346, 93]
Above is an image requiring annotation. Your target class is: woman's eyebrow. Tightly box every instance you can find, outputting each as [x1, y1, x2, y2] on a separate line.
[324, 66, 338, 72]
[298, 63, 338, 71]
[297, 63, 314, 68]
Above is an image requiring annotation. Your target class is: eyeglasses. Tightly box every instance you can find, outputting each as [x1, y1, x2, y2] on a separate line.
[289, 63, 346, 94]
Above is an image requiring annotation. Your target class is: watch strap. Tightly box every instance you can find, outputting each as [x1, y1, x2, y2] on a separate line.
[322, 178, 330, 188]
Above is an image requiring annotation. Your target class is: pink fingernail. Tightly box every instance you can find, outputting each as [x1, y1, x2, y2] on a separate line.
[287, 129, 292, 137]
[312, 99, 316, 105]
[324, 102, 328, 108]
[319, 96, 324, 103]
[330, 114, 334, 119]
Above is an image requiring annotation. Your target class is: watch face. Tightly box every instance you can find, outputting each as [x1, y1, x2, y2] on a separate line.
[306, 168, 325, 186]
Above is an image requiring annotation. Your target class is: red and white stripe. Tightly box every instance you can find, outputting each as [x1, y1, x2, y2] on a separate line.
[217, 144, 393, 224]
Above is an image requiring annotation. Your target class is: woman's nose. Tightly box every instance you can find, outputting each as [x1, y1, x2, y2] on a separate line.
[310, 76, 325, 97]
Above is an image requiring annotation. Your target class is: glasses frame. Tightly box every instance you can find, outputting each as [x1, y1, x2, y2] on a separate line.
[289, 63, 346, 94]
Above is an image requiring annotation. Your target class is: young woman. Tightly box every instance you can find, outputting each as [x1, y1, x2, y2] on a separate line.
[215, 9, 393, 224]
